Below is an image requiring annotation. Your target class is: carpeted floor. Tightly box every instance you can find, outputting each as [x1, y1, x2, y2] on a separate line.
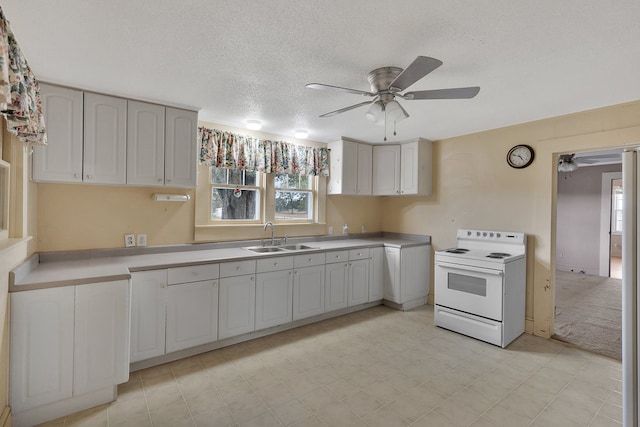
[553, 270, 622, 360]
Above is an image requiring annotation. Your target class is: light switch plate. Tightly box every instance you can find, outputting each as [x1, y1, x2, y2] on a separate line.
[137, 234, 147, 247]
[124, 234, 135, 247]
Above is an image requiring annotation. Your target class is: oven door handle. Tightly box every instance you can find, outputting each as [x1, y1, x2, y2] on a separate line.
[435, 261, 504, 276]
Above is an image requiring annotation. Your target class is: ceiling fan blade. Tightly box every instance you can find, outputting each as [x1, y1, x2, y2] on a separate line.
[388, 56, 443, 92]
[306, 83, 375, 97]
[404, 86, 480, 100]
[318, 100, 374, 118]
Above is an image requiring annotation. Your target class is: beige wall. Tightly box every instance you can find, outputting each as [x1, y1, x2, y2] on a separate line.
[381, 100, 640, 337]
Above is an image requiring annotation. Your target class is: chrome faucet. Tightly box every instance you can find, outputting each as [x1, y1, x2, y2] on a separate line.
[263, 221, 275, 246]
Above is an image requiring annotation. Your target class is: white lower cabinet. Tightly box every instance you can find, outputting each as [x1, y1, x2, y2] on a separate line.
[255, 256, 294, 331]
[130, 270, 167, 363]
[166, 280, 219, 353]
[293, 265, 325, 321]
[383, 245, 430, 306]
[10, 280, 130, 426]
[325, 261, 348, 312]
[218, 274, 256, 339]
[348, 258, 369, 306]
[73, 281, 130, 395]
[369, 247, 384, 302]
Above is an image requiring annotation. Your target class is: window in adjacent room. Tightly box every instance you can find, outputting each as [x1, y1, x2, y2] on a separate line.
[210, 167, 262, 222]
[274, 173, 315, 221]
[0, 159, 9, 239]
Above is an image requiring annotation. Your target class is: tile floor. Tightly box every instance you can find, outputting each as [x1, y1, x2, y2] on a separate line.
[40, 305, 622, 426]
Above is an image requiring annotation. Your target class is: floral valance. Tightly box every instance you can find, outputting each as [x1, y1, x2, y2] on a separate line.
[0, 7, 46, 145]
[199, 127, 328, 177]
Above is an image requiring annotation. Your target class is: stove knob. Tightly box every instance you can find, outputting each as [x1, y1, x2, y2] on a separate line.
[496, 233, 501, 238]
[483, 232, 487, 237]
[476, 231, 480, 236]
[467, 231, 472, 236]
[490, 232, 494, 237]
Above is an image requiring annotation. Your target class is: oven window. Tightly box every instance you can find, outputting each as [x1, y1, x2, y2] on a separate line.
[447, 273, 487, 297]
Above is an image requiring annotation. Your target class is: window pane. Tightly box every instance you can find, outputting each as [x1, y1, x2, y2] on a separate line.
[299, 175, 310, 189]
[245, 171, 257, 186]
[274, 174, 288, 189]
[228, 169, 243, 185]
[211, 167, 228, 184]
[211, 188, 259, 221]
[275, 191, 312, 220]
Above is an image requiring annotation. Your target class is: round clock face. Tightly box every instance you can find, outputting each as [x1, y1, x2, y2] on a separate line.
[507, 145, 535, 169]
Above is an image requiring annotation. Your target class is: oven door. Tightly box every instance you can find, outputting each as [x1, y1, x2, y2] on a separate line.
[434, 260, 504, 321]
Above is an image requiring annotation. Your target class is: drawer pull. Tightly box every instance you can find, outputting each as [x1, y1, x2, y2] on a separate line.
[236, 266, 241, 271]
[274, 262, 278, 266]
[308, 258, 313, 262]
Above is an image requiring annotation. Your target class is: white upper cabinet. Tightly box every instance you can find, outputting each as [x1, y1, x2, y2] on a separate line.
[327, 138, 372, 195]
[400, 139, 432, 195]
[33, 84, 83, 183]
[127, 100, 166, 186]
[83, 92, 127, 185]
[373, 145, 401, 195]
[372, 139, 432, 196]
[165, 107, 198, 188]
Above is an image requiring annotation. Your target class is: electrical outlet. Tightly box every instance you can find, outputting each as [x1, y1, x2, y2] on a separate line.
[137, 234, 147, 247]
[124, 234, 135, 248]
[328, 226, 334, 235]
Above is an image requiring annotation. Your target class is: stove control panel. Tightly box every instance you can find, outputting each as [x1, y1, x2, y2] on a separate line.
[457, 229, 526, 244]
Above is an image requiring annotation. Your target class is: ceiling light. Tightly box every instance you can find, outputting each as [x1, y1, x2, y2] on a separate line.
[294, 130, 309, 139]
[246, 120, 262, 130]
[558, 160, 578, 172]
[365, 101, 385, 125]
[386, 100, 409, 123]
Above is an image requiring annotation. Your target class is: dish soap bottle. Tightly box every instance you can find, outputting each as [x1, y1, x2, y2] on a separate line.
[343, 224, 349, 235]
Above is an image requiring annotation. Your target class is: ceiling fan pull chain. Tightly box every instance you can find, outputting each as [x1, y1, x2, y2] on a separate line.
[393, 120, 397, 136]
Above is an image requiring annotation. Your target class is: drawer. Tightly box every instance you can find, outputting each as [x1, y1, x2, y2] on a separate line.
[167, 263, 219, 284]
[349, 248, 370, 261]
[220, 259, 256, 277]
[257, 256, 294, 273]
[294, 252, 326, 268]
[325, 250, 349, 264]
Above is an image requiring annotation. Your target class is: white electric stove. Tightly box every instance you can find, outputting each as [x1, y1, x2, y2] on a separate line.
[434, 229, 527, 348]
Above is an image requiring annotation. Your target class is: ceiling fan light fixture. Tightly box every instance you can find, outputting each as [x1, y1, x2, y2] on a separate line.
[364, 101, 385, 125]
[294, 129, 309, 139]
[386, 100, 408, 123]
[246, 120, 262, 130]
[558, 159, 578, 172]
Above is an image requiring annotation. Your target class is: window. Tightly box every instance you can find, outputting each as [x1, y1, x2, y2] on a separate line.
[612, 181, 623, 233]
[210, 167, 261, 221]
[274, 174, 314, 221]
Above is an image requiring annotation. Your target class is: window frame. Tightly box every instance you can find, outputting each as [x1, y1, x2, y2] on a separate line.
[273, 173, 317, 224]
[0, 159, 9, 240]
[208, 167, 264, 224]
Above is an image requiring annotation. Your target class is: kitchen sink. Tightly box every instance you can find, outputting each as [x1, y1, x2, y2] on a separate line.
[280, 244, 317, 251]
[244, 246, 285, 253]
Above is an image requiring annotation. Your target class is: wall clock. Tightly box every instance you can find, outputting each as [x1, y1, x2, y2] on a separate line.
[506, 145, 535, 169]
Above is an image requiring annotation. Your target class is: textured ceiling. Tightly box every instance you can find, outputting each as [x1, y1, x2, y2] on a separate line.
[4, 1, 640, 143]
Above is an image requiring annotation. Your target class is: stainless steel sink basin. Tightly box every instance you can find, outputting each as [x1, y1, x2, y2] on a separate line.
[280, 244, 317, 251]
[244, 246, 285, 253]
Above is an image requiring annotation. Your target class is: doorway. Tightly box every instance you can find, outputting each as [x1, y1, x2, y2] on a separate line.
[554, 149, 623, 359]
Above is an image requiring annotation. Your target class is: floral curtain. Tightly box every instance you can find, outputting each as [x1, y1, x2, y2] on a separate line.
[199, 127, 329, 176]
[0, 7, 46, 145]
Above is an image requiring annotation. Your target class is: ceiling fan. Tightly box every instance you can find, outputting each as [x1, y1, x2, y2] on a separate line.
[558, 152, 622, 172]
[306, 56, 480, 140]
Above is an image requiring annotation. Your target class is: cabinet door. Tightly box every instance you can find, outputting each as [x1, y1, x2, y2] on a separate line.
[166, 280, 219, 352]
[383, 247, 401, 303]
[400, 245, 430, 303]
[83, 92, 127, 184]
[127, 100, 165, 186]
[219, 275, 256, 339]
[130, 270, 167, 363]
[293, 265, 325, 321]
[372, 145, 400, 195]
[342, 140, 359, 194]
[255, 270, 293, 330]
[400, 142, 419, 195]
[348, 259, 369, 306]
[357, 143, 372, 195]
[33, 84, 83, 183]
[74, 280, 130, 395]
[369, 247, 384, 302]
[165, 107, 197, 188]
[325, 262, 348, 312]
[10, 287, 74, 412]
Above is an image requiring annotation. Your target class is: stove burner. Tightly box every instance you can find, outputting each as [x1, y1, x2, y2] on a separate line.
[445, 248, 469, 254]
[487, 252, 511, 259]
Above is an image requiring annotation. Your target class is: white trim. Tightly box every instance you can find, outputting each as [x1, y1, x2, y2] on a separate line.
[600, 171, 622, 276]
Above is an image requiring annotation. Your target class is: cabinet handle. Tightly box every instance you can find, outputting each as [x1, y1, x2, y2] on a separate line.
[274, 262, 278, 266]
[236, 266, 241, 271]
[295, 271, 298, 275]
[250, 276, 254, 281]
[213, 281, 218, 287]
[86, 174, 92, 179]
[167, 178, 172, 183]
[336, 255, 341, 259]
[74, 173, 80, 179]
[289, 272, 292, 276]
[308, 258, 313, 262]
[157, 178, 163, 182]
[161, 283, 166, 288]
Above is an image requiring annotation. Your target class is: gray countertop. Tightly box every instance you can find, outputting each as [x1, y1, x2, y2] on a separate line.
[10, 234, 430, 292]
